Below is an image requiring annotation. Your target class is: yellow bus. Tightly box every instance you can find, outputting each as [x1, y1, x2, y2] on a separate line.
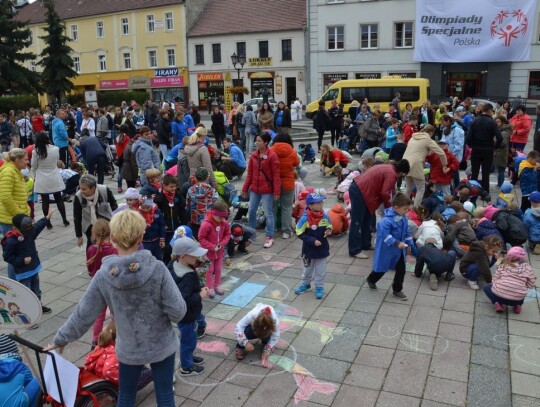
[305, 77, 430, 118]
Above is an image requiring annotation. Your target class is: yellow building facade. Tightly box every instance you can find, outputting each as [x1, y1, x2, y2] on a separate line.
[17, 0, 189, 104]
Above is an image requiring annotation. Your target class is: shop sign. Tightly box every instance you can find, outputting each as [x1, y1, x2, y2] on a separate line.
[155, 68, 178, 77]
[323, 73, 348, 84]
[155, 21, 164, 29]
[84, 91, 97, 104]
[151, 77, 184, 87]
[99, 79, 128, 89]
[248, 57, 272, 67]
[388, 72, 417, 78]
[197, 73, 223, 81]
[356, 72, 382, 79]
[248, 71, 274, 79]
[129, 76, 150, 89]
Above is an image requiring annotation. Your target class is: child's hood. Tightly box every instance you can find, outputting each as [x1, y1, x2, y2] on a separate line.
[100, 251, 161, 290]
[383, 207, 400, 218]
[330, 204, 346, 215]
[167, 260, 194, 279]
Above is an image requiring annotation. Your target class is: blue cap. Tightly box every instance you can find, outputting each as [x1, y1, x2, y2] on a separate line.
[530, 191, 540, 203]
[500, 183, 513, 194]
[306, 193, 325, 205]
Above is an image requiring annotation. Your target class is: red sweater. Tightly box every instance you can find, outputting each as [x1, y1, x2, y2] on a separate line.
[402, 123, 416, 144]
[242, 148, 281, 196]
[426, 149, 459, 185]
[354, 164, 398, 213]
[86, 243, 117, 277]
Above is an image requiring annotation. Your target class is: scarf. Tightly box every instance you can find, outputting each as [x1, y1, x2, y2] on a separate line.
[85, 187, 100, 225]
[139, 205, 157, 228]
[150, 181, 162, 192]
[306, 208, 324, 228]
[162, 188, 175, 205]
[518, 160, 535, 177]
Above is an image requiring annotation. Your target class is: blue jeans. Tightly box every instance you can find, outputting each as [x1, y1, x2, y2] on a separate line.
[348, 182, 373, 256]
[238, 127, 246, 150]
[20, 274, 41, 301]
[0, 223, 16, 280]
[197, 313, 206, 329]
[178, 321, 197, 369]
[248, 192, 275, 238]
[497, 166, 506, 187]
[118, 352, 175, 407]
[484, 283, 524, 306]
[463, 264, 480, 282]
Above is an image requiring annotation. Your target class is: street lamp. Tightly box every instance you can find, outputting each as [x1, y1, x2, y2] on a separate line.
[231, 52, 246, 79]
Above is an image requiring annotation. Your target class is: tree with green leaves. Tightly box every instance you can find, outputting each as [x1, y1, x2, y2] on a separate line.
[39, 0, 77, 103]
[0, 0, 42, 95]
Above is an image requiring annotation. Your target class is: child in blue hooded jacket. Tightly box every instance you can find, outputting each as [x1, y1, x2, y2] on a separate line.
[367, 193, 414, 300]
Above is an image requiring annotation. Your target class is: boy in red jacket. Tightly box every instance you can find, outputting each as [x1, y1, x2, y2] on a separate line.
[426, 137, 459, 196]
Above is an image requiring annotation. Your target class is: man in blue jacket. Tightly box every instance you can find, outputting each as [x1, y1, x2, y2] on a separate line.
[52, 109, 69, 166]
[221, 137, 246, 180]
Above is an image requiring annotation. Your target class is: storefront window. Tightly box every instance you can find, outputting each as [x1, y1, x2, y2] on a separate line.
[528, 71, 540, 100]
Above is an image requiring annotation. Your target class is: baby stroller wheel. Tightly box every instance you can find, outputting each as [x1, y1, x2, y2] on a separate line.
[74, 381, 118, 407]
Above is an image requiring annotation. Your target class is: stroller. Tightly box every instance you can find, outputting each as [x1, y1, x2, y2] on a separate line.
[8, 334, 119, 407]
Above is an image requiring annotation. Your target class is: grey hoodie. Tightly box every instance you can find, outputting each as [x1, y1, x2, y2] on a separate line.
[53, 250, 186, 365]
[183, 143, 216, 186]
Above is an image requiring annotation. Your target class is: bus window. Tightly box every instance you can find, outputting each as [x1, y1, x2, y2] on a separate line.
[342, 87, 366, 104]
[367, 87, 392, 103]
[321, 88, 339, 102]
[393, 87, 420, 102]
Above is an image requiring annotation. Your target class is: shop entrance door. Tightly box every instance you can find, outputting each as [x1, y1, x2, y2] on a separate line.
[447, 72, 481, 99]
[286, 78, 296, 107]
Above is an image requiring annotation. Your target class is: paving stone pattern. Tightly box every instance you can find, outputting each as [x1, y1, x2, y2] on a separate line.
[1, 125, 539, 406]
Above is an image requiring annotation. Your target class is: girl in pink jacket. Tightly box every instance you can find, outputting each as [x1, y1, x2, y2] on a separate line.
[483, 246, 536, 314]
[198, 201, 231, 298]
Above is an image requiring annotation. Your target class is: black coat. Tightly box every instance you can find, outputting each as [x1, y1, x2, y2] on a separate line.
[156, 117, 171, 145]
[154, 190, 186, 232]
[168, 262, 202, 323]
[466, 114, 503, 150]
[274, 108, 292, 128]
[2, 218, 48, 274]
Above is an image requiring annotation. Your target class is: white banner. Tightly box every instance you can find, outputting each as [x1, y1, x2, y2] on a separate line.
[414, 0, 536, 62]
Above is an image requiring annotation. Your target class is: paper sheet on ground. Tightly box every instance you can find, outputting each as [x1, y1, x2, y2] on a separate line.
[44, 350, 79, 407]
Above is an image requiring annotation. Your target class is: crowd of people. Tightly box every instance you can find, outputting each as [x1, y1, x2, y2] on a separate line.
[0, 94, 539, 406]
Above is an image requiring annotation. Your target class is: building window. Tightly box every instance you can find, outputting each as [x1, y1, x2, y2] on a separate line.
[326, 0, 344, 3]
[121, 18, 129, 35]
[148, 50, 157, 68]
[259, 41, 269, 58]
[28, 29, 33, 45]
[30, 61, 36, 72]
[281, 39, 292, 61]
[123, 52, 131, 70]
[71, 25, 78, 41]
[96, 21, 104, 38]
[211, 43, 221, 63]
[395, 22, 413, 48]
[165, 12, 174, 30]
[327, 26, 344, 50]
[236, 42, 246, 58]
[528, 71, 540, 99]
[98, 54, 106, 71]
[167, 49, 176, 67]
[147, 15, 155, 32]
[361, 24, 378, 49]
[195, 44, 204, 64]
[73, 56, 80, 73]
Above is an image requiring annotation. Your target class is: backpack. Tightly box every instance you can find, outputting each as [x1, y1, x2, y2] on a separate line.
[493, 211, 528, 245]
[177, 155, 190, 189]
[214, 170, 236, 204]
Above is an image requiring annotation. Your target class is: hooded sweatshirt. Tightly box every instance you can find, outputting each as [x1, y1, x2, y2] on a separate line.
[53, 251, 186, 365]
[183, 143, 216, 186]
[328, 204, 349, 235]
[523, 207, 540, 242]
[415, 219, 444, 249]
[0, 359, 38, 407]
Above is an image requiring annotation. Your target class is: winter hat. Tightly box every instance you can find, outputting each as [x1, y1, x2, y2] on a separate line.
[231, 225, 244, 238]
[306, 193, 325, 205]
[500, 183, 513, 194]
[195, 167, 209, 181]
[484, 205, 500, 221]
[125, 188, 140, 200]
[506, 247, 527, 262]
[12, 214, 33, 237]
[463, 201, 475, 213]
[529, 191, 540, 203]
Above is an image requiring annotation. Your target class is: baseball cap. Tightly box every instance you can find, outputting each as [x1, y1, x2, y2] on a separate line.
[500, 183, 513, 194]
[463, 201, 475, 213]
[306, 193, 325, 205]
[529, 191, 540, 203]
[455, 106, 466, 112]
[172, 237, 208, 257]
[12, 214, 34, 237]
[169, 225, 193, 246]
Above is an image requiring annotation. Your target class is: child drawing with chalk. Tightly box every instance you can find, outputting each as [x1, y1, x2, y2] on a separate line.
[294, 193, 333, 299]
[367, 193, 414, 300]
[235, 303, 280, 366]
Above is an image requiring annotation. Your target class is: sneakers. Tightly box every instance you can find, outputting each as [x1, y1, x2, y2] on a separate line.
[367, 281, 377, 290]
[117, 187, 123, 193]
[353, 252, 369, 259]
[315, 287, 324, 299]
[235, 348, 246, 360]
[513, 304, 522, 314]
[282, 232, 291, 239]
[192, 356, 205, 365]
[445, 272, 455, 282]
[215, 286, 224, 295]
[467, 280, 480, 290]
[429, 273, 438, 291]
[180, 365, 204, 375]
[41, 306, 52, 314]
[295, 283, 312, 295]
[392, 291, 408, 301]
[197, 326, 206, 339]
[495, 302, 505, 313]
[263, 237, 274, 248]
[208, 288, 215, 298]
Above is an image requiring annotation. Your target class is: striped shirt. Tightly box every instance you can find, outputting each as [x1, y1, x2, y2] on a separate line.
[492, 262, 536, 301]
[0, 334, 21, 361]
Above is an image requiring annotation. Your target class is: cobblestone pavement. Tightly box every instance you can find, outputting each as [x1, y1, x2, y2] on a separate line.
[1, 128, 539, 407]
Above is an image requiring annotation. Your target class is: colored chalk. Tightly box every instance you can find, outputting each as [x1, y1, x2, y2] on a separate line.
[221, 282, 267, 308]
